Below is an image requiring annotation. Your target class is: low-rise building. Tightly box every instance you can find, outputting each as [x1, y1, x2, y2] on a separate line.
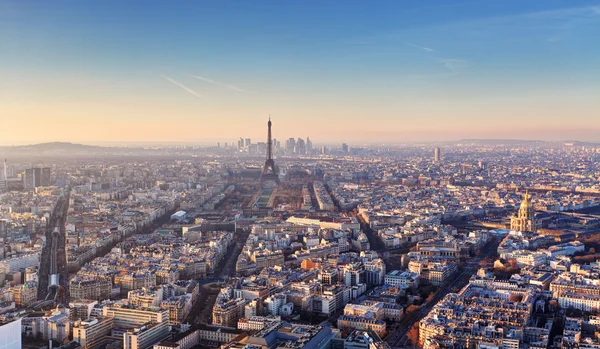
[70, 278, 112, 301]
[72, 318, 114, 349]
[384, 270, 419, 289]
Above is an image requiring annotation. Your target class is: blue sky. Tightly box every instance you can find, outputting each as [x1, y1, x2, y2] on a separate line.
[1, 0, 599, 144]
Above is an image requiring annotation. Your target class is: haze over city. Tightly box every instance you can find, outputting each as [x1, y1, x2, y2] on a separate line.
[4, 3, 600, 349]
[2, 0, 600, 145]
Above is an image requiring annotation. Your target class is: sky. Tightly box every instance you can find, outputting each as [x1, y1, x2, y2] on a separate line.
[1, 0, 599, 145]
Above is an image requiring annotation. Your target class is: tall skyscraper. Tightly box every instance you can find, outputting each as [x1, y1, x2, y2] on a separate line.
[286, 138, 296, 154]
[257, 142, 267, 155]
[0, 159, 7, 192]
[434, 147, 441, 163]
[341, 143, 349, 153]
[41, 168, 51, 186]
[23, 167, 51, 190]
[296, 138, 306, 155]
[306, 137, 313, 154]
[24, 168, 36, 191]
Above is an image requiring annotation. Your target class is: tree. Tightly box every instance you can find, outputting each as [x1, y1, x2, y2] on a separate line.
[426, 292, 436, 303]
[419, 285, 436, 299]
[405, 304, 421, 314]
[479, 257, 492, 268]
[406, 323, 420, 346]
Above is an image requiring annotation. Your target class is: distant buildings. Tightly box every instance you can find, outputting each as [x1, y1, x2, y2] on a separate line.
[296, 138, 306, 155]
[24, 167, 51, 190]
[5, 131, 600, 349]
[239, 130, 316, 156]
[434, 147, 440, 163]
[313, 181, 335, 211]
[283, 138, 293, 154]
[0, 159, 7, 192]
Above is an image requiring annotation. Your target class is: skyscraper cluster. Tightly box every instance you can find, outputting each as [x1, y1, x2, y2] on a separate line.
[285, 137, 312, 155]
[23, 167, 51, 190]
[238, 136, 313, 155]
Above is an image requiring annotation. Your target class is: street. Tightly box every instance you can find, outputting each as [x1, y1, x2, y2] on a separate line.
[386, 238, 499, 348]
[188, 228, 251, 324]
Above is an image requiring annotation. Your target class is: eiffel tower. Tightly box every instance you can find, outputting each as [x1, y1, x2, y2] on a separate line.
[261, 117, 280, 186]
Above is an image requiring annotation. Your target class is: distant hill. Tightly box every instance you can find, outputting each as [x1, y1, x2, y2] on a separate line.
[0, 142, 145, 159]
[561, 140, 600, 147]
[456, 139, 599, 146]
[6, 142, 109, 151]
[0, 141, 207, 161]
[456, 139, 547, 145]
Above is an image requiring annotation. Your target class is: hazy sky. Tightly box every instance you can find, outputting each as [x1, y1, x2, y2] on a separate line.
[1, 0, 599, 145]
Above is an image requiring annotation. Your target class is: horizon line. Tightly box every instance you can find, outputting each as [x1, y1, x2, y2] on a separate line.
[1, 138, 599, 148]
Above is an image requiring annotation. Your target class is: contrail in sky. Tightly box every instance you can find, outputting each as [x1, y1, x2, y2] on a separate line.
[192, 75, 246, 93]
[162, 75, 203, 98]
